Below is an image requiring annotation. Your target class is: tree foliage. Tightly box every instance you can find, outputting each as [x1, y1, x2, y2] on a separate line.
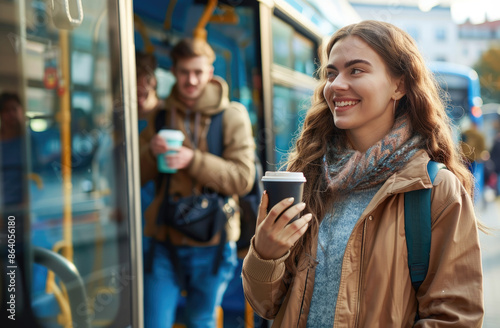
[474, 45, 500, 104]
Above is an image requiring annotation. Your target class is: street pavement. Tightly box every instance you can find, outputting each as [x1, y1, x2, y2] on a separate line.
[477, 196, 500, 327]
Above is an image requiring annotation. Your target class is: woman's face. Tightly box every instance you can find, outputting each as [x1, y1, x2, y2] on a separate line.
[324, 35, 403, 149]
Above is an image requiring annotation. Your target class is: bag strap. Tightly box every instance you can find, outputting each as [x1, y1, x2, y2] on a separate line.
[206, 110, 224, 157]
[404, 160, 446, 292]
[205, 110, 227, 276]
[154, 108, 167, 132]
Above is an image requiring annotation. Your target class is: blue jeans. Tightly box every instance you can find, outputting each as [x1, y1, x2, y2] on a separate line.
[144, 241, 237, 328]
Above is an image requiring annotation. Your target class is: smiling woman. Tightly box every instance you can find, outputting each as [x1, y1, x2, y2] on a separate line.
[242, 19, 485, 328]
[323, 37, 405, 152]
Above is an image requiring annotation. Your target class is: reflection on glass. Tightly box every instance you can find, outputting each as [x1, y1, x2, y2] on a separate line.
[272, 84, 312, 167]
[272, 16, 316, 78]
[0, 0, 134, 327]
[292, 33, 315, 76]
[272, 17, 293, 69]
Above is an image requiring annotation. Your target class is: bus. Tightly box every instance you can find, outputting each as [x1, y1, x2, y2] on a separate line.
[428, 61, 485, 201]
[0, 1, 359, 327]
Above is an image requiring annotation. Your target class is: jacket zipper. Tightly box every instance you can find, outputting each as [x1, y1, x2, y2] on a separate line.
[354, 218, 368, 328]
[297, 267, 310, 328]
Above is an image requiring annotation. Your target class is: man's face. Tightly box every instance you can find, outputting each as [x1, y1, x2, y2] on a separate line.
[0, 99, 24, 130]
[172, 56, 214, 104]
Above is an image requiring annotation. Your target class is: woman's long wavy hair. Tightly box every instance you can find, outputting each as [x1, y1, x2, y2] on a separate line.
[285, 20, 476, 273]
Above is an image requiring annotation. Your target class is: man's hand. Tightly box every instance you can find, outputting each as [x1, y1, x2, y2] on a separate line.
[150, 134, 168, 156]
[164, 146, 194, 169]
[150, 134, 193, 169]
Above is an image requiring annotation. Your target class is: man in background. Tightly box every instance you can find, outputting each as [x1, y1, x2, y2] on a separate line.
[139, 38, 255, 328]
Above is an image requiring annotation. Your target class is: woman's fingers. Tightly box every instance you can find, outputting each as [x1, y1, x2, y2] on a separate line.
[273, 202, 306, 230]
[260, 197, 295, 228]
[284, 213, 313, 243]
[254, 193, 312, 260]
[254, 196, 312, 260]
[254, 212, 312, 260]
[256, 191, 269, 226]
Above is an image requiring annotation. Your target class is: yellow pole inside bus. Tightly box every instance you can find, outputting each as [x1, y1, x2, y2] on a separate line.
[59, 29, 74, 262]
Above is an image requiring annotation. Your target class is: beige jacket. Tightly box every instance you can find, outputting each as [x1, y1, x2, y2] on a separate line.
[242, 150, 484, 327]
[139, 76, 255, 245]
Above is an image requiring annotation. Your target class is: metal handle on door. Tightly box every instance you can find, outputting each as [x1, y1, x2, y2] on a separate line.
[51, 0, 84, 30]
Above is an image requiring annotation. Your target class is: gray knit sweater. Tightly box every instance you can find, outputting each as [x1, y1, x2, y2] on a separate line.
[306, 185, 382, 328]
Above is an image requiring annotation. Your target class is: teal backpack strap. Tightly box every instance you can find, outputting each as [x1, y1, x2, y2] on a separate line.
[404, 160, 446, 292]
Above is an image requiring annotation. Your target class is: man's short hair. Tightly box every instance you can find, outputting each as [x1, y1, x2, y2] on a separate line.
[170, 38, 216, 66]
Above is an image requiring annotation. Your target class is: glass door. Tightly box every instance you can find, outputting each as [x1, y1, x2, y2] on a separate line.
[0, 0, 142, 327]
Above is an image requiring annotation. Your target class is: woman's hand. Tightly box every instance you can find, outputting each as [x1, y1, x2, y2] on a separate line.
[253, 192, 312, 260]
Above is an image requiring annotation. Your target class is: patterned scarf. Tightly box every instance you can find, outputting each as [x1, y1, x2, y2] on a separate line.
[323, 114, 423, 195]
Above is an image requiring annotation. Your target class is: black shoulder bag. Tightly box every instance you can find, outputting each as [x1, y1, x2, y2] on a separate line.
[145, 109, 232, 284]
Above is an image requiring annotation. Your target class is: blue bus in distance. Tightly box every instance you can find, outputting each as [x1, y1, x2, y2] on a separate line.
[429, 61, 484, 201]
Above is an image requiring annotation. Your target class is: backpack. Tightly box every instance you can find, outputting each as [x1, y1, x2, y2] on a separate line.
[404, 160, 446, 319]
[203, 108, 263, 252]
[154, 107, 262, 251]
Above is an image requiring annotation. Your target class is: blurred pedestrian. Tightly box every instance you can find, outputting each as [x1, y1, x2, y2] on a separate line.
[0, 91, 40, 327]
[136, 51, 161, 132]
[460, 121, 488, 203]
[242, 20, 484, 327]
[461, 121, 486, 170]
[135, 52, 160, 251]
[0, 92, 27, 211]
[140, 38, 255, 328]
[490, 131, 500, 194]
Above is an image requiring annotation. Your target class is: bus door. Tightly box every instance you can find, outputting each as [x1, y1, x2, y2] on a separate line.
[0, 0, 142, 327]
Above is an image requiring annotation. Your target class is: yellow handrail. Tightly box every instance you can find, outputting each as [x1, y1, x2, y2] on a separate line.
[163, 0, 178, 30]
[134, 14, 155, 54]
[193, 0, 218, 41]
[209, 4, 239, 24]
[45, 241, 70, 294]
[27, 173, 43, 189]
[45, 240, 73, 326]
[48, 279, 72, 327]
[59, 29, 74, 263]
[42, 28, 74, 328]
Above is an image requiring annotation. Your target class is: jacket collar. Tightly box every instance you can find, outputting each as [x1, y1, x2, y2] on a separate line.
[362, 150, 432, 216]
[165, 75, 229, 116]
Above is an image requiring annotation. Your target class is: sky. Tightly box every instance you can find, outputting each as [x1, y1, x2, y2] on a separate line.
[349, 0, 500, 24]
[449, 0, 500, 24]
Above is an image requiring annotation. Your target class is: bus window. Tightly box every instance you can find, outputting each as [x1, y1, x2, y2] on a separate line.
[0, 1, 141, 327]
[429, 61, 483, 142]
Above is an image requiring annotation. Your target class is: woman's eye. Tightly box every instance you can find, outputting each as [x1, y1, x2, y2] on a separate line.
[326, 71, 337, 80]
[352, 68, 362, 75]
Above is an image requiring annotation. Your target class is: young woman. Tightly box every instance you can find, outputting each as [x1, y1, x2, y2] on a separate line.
[242, 20, 484, 327]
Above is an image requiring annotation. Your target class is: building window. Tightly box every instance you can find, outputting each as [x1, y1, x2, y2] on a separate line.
[435, 27, 447, 41]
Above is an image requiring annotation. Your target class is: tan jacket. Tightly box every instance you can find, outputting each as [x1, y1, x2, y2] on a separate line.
[242, 150, 484, 327]
[139, 76, 255, 245]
